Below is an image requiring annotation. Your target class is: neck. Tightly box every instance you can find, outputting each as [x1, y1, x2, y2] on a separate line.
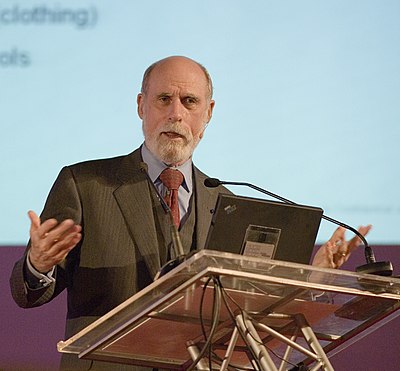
[164, 157, 191, 167]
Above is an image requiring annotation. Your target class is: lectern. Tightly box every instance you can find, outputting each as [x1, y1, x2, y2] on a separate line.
[58, 250, 400, 370]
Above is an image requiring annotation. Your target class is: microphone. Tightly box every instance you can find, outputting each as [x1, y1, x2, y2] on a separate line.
[204, 177, 393, 276]
[140, 162, 185, 277]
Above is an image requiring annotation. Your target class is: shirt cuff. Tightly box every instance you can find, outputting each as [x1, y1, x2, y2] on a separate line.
[25, 252, 56, 288]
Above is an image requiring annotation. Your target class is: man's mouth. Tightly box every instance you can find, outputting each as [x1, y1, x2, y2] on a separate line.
[162, 131, 185, 140]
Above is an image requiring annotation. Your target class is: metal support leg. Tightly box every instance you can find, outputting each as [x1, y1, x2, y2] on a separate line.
[187, 341, 210, 370]
[236, 313, 279, 371]
[294, 314, 334, 371]
[278, 328, 299, 371]
[237, 312, 334, 371]
[187, 307, 334, 370]
[220, 326, 239, 371]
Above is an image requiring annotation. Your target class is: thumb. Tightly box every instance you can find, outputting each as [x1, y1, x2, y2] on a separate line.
[28, 210, 41, 230]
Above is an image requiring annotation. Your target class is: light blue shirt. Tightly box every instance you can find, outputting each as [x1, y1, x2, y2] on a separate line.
[141, 144, 193, 222]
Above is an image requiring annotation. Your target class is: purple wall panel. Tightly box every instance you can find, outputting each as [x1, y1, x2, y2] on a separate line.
[1, 245, 399, 370]
[323, 245, 400, 370]
[1, 246, 66, 371]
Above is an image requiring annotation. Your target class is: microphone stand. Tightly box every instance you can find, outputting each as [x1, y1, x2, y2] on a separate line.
[140, 163, 185, 278]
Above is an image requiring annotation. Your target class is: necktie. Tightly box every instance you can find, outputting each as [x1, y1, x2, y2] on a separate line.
[159, 168, 184, 228]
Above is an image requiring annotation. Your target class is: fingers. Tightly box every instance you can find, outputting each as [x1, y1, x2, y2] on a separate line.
[325, 240, 347, 269]
[40, 219, 78, 243]
[29, 210, 56, 244]
[312, 240, 336, 269]
[326, 226, 353, 267]
[310, 224, 372, 270]
[28, 210, 41, 229]
[323, 241, 336, 268]
[327, 227, 346, 254]
[28, 211, 82, 273]
[347, 224, 372, 252]
[31, 230, 81, 271]
[326, 224, 372, 269]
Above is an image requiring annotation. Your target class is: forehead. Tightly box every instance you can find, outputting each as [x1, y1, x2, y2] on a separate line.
[146, 59, 209, 97]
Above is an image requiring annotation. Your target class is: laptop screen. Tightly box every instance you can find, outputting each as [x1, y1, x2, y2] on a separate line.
[204, 194, 323, 265]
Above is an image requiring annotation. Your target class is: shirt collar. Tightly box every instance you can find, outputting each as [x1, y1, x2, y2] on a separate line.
[141, 143, 192, 193]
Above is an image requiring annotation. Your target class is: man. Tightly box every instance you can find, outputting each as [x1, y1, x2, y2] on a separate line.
[10, 56, 370, 370]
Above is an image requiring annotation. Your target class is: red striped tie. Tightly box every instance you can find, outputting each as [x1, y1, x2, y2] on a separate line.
[159, 168, 184, 228]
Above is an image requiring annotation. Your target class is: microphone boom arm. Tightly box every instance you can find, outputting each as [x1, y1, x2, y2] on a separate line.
[210, 178, 392, 275]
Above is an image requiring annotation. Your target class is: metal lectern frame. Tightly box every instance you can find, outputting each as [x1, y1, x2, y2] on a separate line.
[58, 250, 400, 370]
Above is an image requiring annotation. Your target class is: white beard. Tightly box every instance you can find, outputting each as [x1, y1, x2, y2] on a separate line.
[143, 122, 203, 165]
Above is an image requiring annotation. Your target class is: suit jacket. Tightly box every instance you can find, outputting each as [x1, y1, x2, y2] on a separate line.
[10, 148, 229, 370]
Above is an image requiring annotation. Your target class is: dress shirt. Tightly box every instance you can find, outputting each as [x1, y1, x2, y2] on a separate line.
[25, 252, 56, 288]
[141, 144, 193, 223]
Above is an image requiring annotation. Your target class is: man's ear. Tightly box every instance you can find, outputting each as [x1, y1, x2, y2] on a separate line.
[199, 100, 215, 140]
[199, 122, 209, 140]
[137, 93, 144, 119]
[206, 100, 215, 123]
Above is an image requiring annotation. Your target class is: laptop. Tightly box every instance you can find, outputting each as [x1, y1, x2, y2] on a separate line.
[204, 194, 323, 265]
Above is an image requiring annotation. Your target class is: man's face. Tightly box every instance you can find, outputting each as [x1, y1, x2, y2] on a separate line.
[137, 57, 214, 166]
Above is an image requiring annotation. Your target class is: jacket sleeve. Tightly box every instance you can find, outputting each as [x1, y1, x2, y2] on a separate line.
[9, 166, 83, 308]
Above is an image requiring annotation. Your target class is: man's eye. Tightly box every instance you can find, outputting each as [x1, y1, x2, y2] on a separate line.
[159, 96, 170, 103]
[183, 97, 197, 105]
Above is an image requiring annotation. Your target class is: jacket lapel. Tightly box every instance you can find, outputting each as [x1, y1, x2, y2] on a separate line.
[113, 150, 161, 279]
[193, 167, 221, 250]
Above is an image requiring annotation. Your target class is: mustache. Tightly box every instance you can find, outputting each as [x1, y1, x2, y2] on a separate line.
[159, 123, 192, 140]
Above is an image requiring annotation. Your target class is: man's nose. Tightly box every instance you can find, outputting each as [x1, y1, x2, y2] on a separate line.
[167, 99, 183, 122]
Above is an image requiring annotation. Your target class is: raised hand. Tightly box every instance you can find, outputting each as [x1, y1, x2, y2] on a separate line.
[312, 225, 372, 269]
[27, 210, 82, 273]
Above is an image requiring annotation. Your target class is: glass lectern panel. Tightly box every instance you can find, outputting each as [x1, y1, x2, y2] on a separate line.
[58, 250, 400, 369]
